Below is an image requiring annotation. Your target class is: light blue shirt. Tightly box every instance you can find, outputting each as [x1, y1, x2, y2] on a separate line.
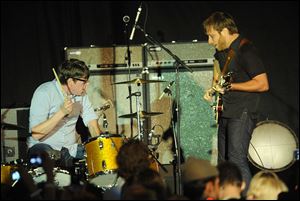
[27, 80, 98, 157]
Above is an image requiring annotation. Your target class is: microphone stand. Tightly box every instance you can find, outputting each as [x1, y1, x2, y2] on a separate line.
[136, 25, 193, 195]
[124, 17, 134, 138]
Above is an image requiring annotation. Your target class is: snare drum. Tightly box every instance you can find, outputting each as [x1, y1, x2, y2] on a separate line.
[248, 120, 299, 172]
[84, 134, 124, 177]
[28, 167, 71, 187]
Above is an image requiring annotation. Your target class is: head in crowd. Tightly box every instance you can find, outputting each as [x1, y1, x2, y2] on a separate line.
[181, 156, 219, 200]
[246, 170, 288, 200]
[217, 161, 245, 200]
[121, 168, 169, 200]
[116, 139, 151, 180]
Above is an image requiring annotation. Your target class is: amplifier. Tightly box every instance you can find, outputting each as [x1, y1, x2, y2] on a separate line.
[65, 45, 144, 70]
[145, 41, 215, 68]
[1, 108, 29, 163]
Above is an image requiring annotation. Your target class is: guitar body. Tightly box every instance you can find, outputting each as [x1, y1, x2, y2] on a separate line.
[212, 72, 232, 125]
[215, 94, 223, 124]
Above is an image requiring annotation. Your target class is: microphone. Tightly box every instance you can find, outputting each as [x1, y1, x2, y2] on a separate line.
[123, 15, 130, 23]
[129, 3, 142, 40]
[159, 81, 174, 100]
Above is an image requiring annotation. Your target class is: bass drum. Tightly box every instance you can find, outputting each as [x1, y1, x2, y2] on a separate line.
[248, 120, 298, 172]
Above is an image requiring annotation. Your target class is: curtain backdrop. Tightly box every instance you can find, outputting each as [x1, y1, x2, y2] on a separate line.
[1, 1, 299, 136]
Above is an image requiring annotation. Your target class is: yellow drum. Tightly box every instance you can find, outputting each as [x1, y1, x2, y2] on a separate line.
[84, 134, 124, 177]
[1, 164, 16, 184]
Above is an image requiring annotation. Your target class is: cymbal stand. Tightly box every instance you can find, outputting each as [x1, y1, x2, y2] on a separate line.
[135, 84, 143, 140]
[126, 88, 143, 140]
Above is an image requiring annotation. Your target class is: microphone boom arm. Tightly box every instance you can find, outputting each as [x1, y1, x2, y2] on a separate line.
[136, 25, 193, 73]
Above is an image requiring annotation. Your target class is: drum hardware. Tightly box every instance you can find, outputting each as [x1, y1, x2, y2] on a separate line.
[94, 104, 110, 112]
[115, 75, 165, 141]
[102, 161, 106, 169]
[149, 150, 168, 173]
[148, 134, 161, 150]
[112, 78, 166, 85]
[148, 124, 163, 150]
[102, 113, 109, 133]
[118, 111, 163, 119]
[99, 140, 104, 149]
[1, 122, 27, 130]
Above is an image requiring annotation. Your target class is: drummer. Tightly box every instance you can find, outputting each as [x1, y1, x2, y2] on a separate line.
[27, 59, 101, 167]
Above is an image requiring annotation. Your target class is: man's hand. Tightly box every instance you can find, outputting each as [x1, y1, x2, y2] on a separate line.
[212, 82, 231, 95]
[203, 88, 215, 102]
[60, 98, 73, 115]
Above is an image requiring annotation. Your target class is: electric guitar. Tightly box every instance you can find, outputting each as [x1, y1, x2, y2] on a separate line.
[212, 72, 233, 125]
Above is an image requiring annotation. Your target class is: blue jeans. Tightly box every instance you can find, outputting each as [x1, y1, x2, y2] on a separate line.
[218, 109, 255, 194]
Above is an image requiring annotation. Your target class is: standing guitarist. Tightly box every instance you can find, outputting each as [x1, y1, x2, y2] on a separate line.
[202, 11, 269, 195]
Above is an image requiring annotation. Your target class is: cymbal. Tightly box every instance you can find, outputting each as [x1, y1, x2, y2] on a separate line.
[113, 78, 166, 85]
[1, 122, 27, 130]
[119, 111, 163, 119]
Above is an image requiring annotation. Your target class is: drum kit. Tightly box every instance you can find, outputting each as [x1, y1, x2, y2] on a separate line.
[1, 76, 166, 190]
[82, 76, 166, 188]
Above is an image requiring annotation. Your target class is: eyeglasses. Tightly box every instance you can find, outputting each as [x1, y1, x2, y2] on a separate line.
[72, 77, 89, 84]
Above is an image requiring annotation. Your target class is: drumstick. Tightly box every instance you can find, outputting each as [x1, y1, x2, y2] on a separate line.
[52, 68, 67, 99]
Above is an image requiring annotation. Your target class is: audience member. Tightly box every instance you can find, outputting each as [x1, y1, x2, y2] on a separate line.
[181, 156, 220, 200]
[246, 170, 288, 200]
[217, 161, 246, 200]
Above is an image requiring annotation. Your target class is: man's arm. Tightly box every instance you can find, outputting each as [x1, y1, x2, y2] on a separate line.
[230, 73, 269, 92]
[87, 119, 101, 137]
[31, 98, 73, 140]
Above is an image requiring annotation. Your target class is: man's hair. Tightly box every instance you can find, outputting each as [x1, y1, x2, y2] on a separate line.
[58, 58, 90, 84]
[116, 139, 151, 180]
[217, 161, 243, 187]
[203, 11, 238, 34]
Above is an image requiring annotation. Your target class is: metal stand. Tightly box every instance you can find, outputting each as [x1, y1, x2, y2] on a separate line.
[135, 25, 193, 195]
[123, 15, 134, 138]
[135, 85, 143, 140]
[174, 62, 182, 194]
[126, 88, 143, 140]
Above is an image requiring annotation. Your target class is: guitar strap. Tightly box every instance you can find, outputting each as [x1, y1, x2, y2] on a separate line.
[221, 38, 250, 76]
[221, 49, 235, 76]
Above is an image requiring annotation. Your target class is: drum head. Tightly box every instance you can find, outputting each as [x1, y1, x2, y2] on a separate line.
[88, 173, 120, 189]
[248, 120, 298, 172]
